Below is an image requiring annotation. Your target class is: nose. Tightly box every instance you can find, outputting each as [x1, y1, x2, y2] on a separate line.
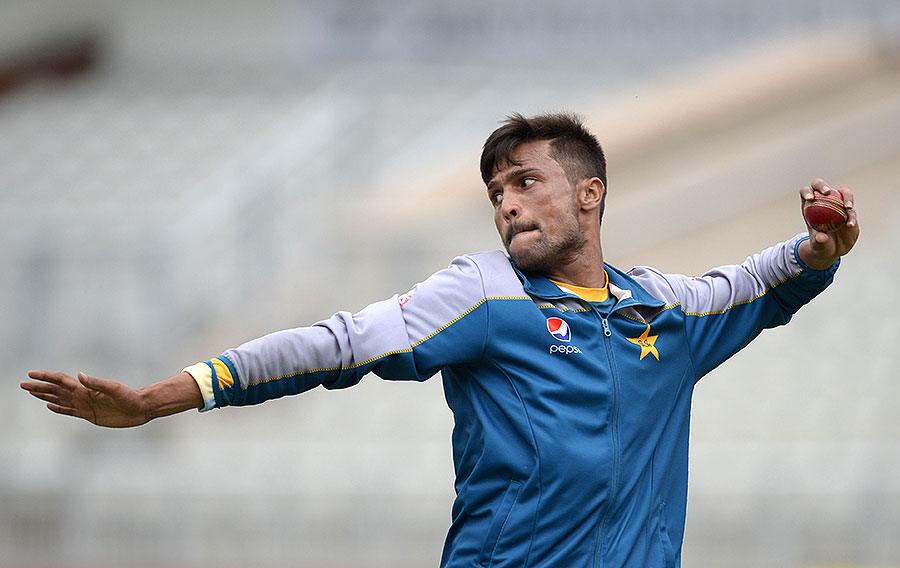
[500, 195, 519, 221]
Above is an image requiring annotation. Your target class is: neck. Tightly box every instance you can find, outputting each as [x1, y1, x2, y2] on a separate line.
[544, 242, 605, 288]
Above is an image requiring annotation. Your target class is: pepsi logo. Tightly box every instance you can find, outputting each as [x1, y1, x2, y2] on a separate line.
[546, 317, 571, 342]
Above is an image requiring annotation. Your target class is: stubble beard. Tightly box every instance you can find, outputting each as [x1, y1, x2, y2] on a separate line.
[506, 216, 586, 275]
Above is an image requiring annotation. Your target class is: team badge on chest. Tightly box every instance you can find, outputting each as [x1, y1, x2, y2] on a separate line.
[627, 324, 660, 361]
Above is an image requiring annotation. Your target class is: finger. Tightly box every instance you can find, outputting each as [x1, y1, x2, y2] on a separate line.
[838, 185, 854, 209]
[814, 230, 830, 245]
[808, 178, 843, 198]
[28, 390, 62, 406]
[21, 379, 62, 396]
[78, 372, 117, 396]
[27, 370, 78, 388]
[845, 206, 858, 229]
[28, 370, 65, 383]
[800, 185, 814, 201]
[22, 379, 77, 409]
[46, 403, 82, 419]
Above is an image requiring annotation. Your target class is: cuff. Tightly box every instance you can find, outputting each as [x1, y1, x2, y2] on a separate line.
[182, 362, 217, 412]
[792, 234, 841, 274]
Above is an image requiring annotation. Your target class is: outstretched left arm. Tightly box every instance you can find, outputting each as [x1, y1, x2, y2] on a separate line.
[20, 370, 202, 428]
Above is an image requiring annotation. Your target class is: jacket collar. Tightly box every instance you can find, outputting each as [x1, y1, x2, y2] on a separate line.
[510, 259, 665, 311]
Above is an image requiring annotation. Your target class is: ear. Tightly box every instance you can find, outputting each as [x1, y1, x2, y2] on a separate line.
[577, 177, 605, 212]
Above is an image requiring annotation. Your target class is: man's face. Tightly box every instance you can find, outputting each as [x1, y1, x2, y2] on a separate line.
[487, 140, 586, 274]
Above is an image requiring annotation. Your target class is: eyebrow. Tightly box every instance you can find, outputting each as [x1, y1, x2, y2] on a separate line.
[486, 167, 541, 192]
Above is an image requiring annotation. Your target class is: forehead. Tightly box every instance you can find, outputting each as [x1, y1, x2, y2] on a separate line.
[489, 140, 561, 182]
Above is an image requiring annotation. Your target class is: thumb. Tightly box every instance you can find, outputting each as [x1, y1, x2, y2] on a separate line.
[812, 230, 830, 246]
[78, 372, 112, 394]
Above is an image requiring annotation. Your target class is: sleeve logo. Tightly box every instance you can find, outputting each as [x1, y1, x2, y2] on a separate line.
[546, 317, 571, 342]
[398, 290, 415, 307]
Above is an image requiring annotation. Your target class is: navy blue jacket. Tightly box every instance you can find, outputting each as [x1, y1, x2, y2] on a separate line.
[189, 234, 837, 567]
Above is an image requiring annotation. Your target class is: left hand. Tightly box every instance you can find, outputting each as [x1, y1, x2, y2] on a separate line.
[797, 178, 859, 270]
[20, 370, 150, 428]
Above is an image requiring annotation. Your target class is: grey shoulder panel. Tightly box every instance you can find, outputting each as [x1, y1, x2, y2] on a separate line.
[399, 250, 523, 346]
[466, 250, 527, 299]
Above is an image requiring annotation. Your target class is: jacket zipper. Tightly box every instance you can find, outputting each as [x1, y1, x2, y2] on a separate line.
[594, 314, 620, 567]
[600, 317, 612, 338]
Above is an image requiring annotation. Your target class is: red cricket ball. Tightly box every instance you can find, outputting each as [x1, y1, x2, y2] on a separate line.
[803, 190, 848, 233]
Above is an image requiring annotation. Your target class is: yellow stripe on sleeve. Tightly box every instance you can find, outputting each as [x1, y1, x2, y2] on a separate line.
[210, 357, 235, 387]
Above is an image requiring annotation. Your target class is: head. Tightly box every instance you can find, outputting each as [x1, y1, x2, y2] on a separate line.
[481, 112, 607, 275]
[481, 112, 607, 213]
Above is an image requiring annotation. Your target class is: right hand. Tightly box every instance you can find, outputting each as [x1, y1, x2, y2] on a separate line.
[20, 370, 149, 428]
[797, 178, 859, 270]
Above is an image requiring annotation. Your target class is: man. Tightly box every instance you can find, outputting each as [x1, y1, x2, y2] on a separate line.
[22, 112, 859, 566]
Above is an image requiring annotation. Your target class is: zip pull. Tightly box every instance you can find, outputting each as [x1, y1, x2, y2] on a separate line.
[601, 317, 612, 337]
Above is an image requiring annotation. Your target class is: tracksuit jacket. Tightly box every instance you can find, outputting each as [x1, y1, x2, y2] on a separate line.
[188, 233, 838, 567]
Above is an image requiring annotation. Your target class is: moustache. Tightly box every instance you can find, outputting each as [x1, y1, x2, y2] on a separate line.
[504, 221, 540, 248]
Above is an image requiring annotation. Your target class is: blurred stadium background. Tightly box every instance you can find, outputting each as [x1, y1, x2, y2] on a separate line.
[2, 1, 899, 566]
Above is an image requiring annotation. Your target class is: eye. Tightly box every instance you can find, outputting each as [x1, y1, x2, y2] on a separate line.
[489, 190, 503, 206]
[522, 177, 536, 188]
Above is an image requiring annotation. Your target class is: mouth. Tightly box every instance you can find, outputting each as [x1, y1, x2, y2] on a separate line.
[505, 223, 540, 248]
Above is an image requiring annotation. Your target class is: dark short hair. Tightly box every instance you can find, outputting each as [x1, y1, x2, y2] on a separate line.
[480, 112, 607, 189]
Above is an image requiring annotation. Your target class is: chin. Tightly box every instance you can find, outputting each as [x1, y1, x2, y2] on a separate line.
[508, 248, 554, 274]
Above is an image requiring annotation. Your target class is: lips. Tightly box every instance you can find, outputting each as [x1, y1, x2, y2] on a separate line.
[505, 222, 540, 247]
[510, 229, 536, 240]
